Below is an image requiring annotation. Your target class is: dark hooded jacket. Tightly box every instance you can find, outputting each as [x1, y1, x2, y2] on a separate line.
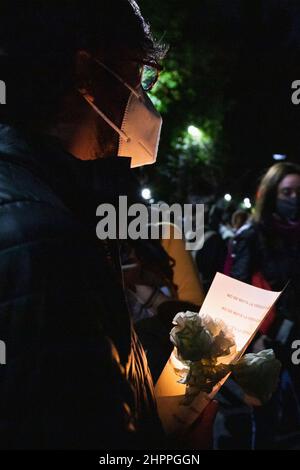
[0, 124, 163, 449]
[230, 220, 300, 323]
[230, 220, 300, 384]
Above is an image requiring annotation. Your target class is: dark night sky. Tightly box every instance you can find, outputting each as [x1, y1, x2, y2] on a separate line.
[141, 0, 300, 199]
[199, 0, 300, 193]
[222, 0, 300, 193]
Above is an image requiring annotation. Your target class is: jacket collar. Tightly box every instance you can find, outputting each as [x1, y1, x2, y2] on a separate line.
[0, 124, 133, 221]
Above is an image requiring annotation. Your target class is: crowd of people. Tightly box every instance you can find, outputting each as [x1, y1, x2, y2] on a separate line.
[118, 161, 300, 449]
[198, 162, 300, 449]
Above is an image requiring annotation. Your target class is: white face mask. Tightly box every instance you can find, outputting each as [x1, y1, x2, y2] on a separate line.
[80, 59, 162, 168]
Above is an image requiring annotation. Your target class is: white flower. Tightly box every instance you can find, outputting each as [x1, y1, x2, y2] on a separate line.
[170, 311, 236, 362]
[169, 312, 281, 407]
[232, 349, 281, 404]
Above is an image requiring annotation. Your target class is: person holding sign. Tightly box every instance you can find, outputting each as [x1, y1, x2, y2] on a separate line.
[0, 0, 217, 451]
[0, 0, 168, 450]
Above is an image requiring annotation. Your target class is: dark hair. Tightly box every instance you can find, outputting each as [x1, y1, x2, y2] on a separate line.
[254, 162, 300, 223]
[231, 210, 249, 229]
[0, 0, 166, 128]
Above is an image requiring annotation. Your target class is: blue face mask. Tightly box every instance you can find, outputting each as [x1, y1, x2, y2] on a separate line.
[276, 198, 300, 222]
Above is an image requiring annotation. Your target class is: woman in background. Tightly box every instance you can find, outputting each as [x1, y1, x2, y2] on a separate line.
[119, 170, 204, 383]
[230, 162, 300, 449]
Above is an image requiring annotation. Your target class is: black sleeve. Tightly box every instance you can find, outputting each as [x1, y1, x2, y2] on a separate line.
[0, 203, 138, 449]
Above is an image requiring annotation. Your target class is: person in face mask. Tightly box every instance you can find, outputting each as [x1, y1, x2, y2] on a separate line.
[276, 173, 300, 222]
[230, 162, 300, 287]
[225, 162, 300, 449]
[0, 0, 169, 450]
[0, 0, 218, 451]
[78, 56, 162, 167]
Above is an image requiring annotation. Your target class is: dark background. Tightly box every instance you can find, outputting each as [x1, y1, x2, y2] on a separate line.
[137, 0, 300, 204]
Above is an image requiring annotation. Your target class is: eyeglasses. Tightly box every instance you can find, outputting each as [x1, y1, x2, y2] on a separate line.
[139, 62, 162, 92]
[94, 57, 162, 94]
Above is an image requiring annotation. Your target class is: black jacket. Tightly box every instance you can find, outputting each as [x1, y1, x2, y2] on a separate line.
[0, 125, 163, 449]
[230, 221, 300, 364]
[230, 221, 300, 317]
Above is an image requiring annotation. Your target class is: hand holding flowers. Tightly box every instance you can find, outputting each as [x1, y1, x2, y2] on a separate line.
[170, 311, 281, 405]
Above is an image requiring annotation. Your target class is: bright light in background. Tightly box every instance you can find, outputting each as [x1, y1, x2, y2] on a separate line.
[243, 198, 252, 209]
[224, 193, 232, 202]
[141, 188, 151, 200]
[273, 154, 287, 161]
[187, 125, 205, 143]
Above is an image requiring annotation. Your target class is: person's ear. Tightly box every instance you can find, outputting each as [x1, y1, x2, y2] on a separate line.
[76, 49, 95, 102]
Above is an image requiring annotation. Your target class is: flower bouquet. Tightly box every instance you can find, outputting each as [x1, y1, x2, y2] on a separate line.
[171, 311, 281, 406]
[154, 273, 283, 436]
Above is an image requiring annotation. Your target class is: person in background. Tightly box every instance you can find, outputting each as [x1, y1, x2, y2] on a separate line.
[0, 0, 218, 450]
[231, 209, 250, 232]
[223, 209, 250, 276]
[119, 171, 204, 325]
[219, 204, 236, 242]
[121, 225, 217, 445]
[123, 225, 204, 324]
[120, 173, 205, 382]
[230, 162, 300, 449]
[195, 203, 228, 292]
[162, 224, 205, 299]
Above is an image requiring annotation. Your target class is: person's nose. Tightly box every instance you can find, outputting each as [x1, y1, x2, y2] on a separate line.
[290, 190, 300, 199]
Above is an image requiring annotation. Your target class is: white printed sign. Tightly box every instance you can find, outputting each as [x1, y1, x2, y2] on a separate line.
[155, 273, 282, 435]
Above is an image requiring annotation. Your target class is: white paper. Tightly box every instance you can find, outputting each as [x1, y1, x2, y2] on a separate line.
[155, 272, 282, 435]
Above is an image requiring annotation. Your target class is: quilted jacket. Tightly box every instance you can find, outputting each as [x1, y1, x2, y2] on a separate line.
[0, 124, 163, 449]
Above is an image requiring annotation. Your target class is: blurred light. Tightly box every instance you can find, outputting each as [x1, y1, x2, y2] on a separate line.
[142, 188, 151, 200]
[149, 198, 155, 204]
[187, 125, 204, 143]
[224, 194, 232, 202]
[273, 154, 287, 161]
[243, 198, 252, 209]
[188, 125, 201, 138]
